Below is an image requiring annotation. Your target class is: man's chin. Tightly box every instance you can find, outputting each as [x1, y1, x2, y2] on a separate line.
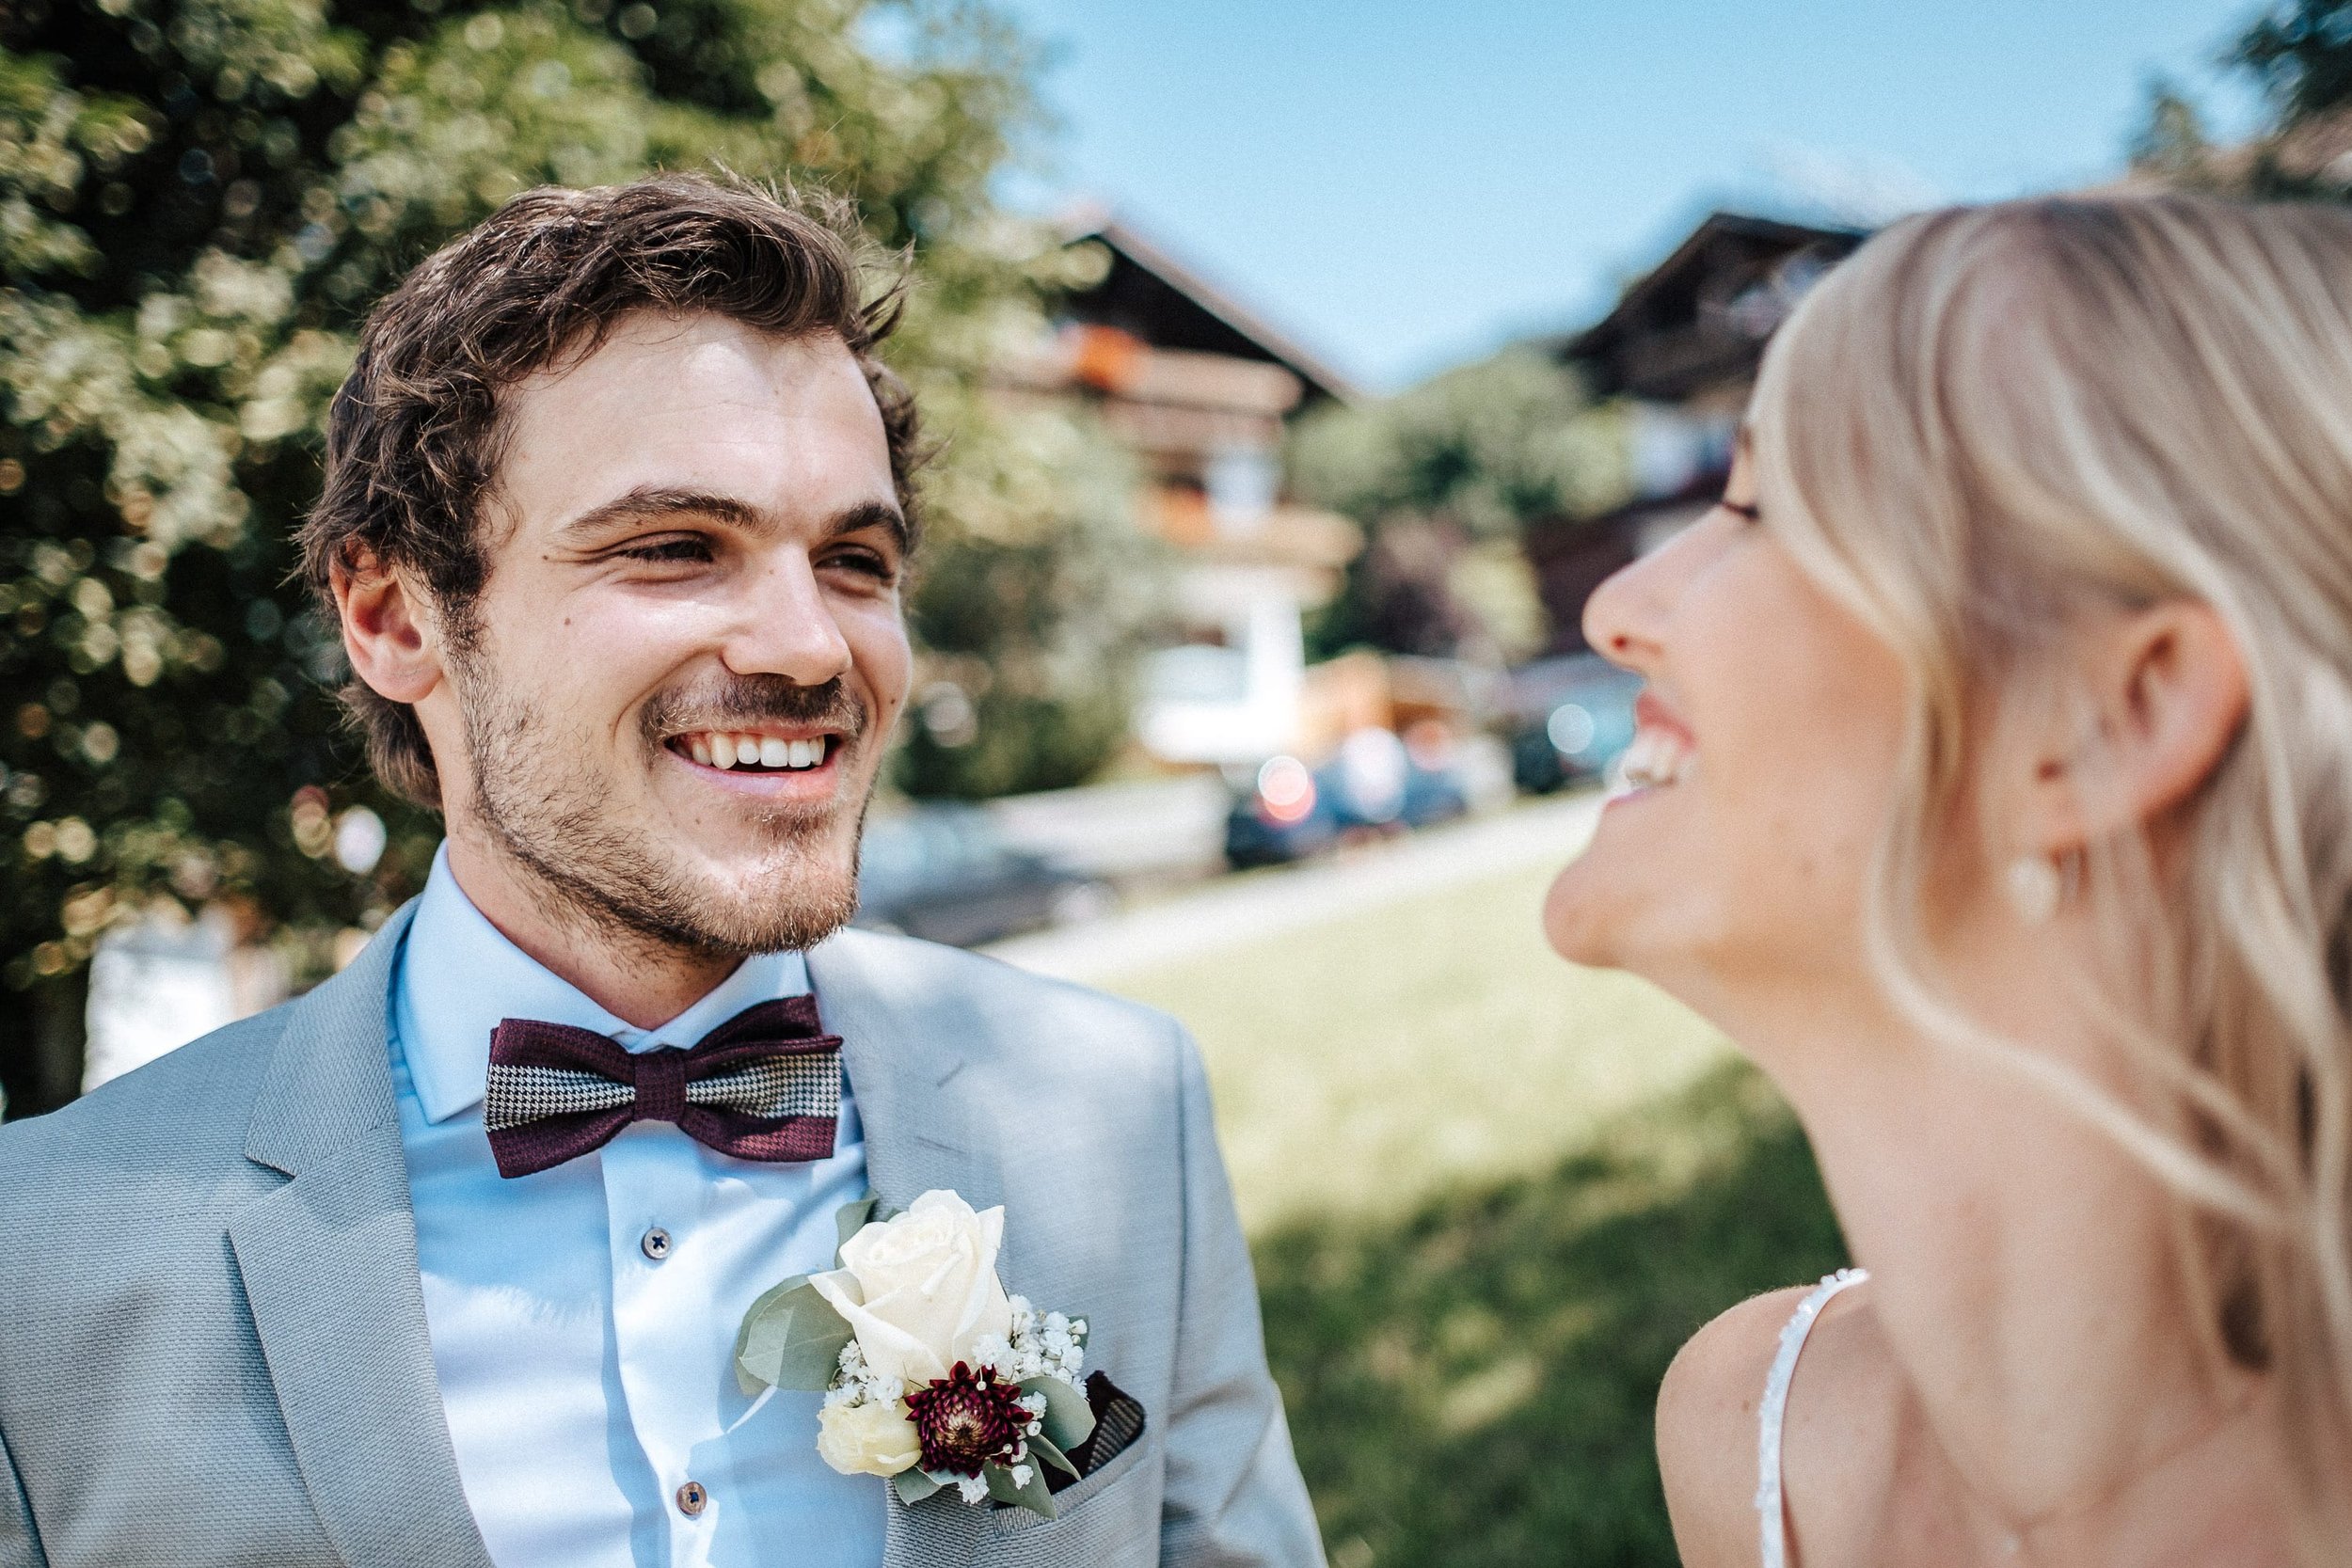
[668, 852, 862, 954]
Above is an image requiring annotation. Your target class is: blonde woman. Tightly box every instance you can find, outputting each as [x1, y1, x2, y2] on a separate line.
[1545, 196, 2352, 1567]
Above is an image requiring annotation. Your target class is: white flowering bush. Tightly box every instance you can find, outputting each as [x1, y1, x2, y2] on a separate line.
[0, 0, 1163, 1109]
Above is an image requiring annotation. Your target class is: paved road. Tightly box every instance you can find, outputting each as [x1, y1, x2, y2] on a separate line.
[981, 789, 1605, 985]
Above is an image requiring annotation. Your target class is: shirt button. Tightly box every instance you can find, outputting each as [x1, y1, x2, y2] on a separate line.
[641, 1227, 673, 1261]
[675, 1480, 708, 1517]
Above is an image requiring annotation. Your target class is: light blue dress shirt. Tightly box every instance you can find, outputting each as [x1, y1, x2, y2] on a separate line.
[388, 847, 885, 1568]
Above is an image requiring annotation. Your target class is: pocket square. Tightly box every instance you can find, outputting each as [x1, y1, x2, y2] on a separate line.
[1047, 1371, 1147, 1494]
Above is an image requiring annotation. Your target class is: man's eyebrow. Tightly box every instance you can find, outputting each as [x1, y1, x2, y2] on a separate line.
[554, 486, 761, 541]
[825, 499, 910, 552]
[551, 487, 907, 551]
[550, 491, 908, 557]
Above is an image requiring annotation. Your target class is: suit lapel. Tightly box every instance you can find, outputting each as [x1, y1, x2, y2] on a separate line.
[809, 929, 995, 1216]
[807, 930, 998, 1568]
[230, 903, 497, 1568]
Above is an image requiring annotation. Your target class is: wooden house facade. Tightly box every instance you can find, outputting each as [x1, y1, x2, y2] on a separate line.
[998, 213, 1365, 766]
[1524, 212, 1866, 654]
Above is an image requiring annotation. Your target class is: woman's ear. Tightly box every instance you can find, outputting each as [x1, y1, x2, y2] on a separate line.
[2014, 600, 2249, 853]
[333, 547, 445, 707]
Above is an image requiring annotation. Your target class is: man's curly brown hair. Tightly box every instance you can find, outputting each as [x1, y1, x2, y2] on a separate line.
[300, 173, 921, 809]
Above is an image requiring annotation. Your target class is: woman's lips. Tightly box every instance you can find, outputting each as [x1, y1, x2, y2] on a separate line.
[1620, 692, 1697, 791]
[1618, 727, 1695, 790]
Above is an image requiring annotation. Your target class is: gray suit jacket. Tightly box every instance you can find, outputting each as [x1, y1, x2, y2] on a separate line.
[0, 907, 1323, 1568]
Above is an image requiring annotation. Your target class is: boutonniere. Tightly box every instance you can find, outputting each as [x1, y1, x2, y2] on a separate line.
[735, 1189, 1095, 1519]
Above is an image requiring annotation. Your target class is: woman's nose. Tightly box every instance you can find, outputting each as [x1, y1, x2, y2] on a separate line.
[1582, 548, 1663, 670]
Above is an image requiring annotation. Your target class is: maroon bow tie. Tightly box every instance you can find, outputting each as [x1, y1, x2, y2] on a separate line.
[483, 996, 843, 1179]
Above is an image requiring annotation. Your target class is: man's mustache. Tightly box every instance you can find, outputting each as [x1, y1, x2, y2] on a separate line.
[641, 677, 868, 743]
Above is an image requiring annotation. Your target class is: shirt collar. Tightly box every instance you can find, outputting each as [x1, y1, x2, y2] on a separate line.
[393, 844, 812, 1125]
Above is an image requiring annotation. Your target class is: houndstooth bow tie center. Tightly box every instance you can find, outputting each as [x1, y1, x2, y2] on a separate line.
[483, 996, 842, 1179]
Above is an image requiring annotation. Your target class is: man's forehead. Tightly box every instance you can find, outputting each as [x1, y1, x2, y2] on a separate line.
[493, 312, 893, 525]
[509, 311, 867, 420]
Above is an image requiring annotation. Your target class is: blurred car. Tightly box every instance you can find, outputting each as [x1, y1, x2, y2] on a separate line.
[1507, 654, 1643, 795]
[1223, 754, 1341, 868]
[855, 806, 1116, 948]
[1223, 729, 1472, 869]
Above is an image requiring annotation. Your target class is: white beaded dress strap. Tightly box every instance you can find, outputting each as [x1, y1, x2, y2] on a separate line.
[1755, 1267, 1868, 1568]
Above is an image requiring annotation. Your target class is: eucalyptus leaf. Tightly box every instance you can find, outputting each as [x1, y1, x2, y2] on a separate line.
[892, 1468, 945, 1507]
[983, 1458, 1058, 1520]
[834, 1196, 882, 1258]
[1019, 1374, 1094, 1451]
[1026, 1431, 1079, 1481]
[732, 1277, 853, 1396]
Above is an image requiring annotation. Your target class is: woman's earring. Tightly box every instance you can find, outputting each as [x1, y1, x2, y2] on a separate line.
[2004, 853, 2061, 926]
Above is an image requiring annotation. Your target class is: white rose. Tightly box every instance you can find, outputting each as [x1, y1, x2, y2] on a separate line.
[816, 1400, 923, 1478]
[809, 1190, 1015, 1387]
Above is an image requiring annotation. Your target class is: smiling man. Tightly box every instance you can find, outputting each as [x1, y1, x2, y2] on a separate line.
[0, 177, 1321, 1568]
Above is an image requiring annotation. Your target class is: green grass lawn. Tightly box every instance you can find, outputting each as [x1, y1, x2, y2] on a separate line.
[1098, 856, 1848, 1567]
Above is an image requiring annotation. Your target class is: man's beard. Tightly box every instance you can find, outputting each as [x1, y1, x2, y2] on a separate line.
[456, 658, 872, 960]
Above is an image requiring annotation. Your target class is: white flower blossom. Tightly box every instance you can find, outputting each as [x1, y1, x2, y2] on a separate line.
[800, 1216, 1089, 1514]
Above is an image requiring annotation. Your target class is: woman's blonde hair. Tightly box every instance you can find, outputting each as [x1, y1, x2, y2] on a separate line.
[1747, 194, 2352, 1549]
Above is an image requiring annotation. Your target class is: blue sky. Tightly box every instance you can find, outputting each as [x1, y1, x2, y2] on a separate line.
[990, 0, 2273, 391]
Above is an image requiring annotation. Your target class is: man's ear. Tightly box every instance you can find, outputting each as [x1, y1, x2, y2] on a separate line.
[332, 546, 445, 706]
[2010, 600, 2249, 854]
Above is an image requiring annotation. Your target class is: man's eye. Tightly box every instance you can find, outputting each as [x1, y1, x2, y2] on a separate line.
[825, 548, 898, 581]
[621, 536, 712, 563]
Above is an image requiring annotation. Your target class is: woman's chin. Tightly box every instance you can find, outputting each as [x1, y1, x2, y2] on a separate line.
[1541, 858, 1639, 971]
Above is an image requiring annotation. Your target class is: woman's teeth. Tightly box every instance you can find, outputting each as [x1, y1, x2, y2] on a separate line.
[683, 732, 828, 771]
[1619, 728, 1695, 789]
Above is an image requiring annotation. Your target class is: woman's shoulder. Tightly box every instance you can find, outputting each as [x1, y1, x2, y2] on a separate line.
[1656, 1276, 1905, 1568]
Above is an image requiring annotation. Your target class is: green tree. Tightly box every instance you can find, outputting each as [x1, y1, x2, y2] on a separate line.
[0, 0, 1149, 1114]
[1287, 344, 1624, 664]
[2237, 0, 2352, 128]
[2131, 0, 2352, 197]
[894, 400, 1159, 798]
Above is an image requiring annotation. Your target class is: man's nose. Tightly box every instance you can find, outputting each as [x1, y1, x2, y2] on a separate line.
[720, 552, 852, 686]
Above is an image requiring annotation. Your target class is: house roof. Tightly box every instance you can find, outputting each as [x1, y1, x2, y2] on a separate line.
[1053, 208, 1361, 406]
[1550, 211, 1868, 401]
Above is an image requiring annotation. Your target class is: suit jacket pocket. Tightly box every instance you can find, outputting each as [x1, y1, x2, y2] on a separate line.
[977, 1429, 1160, 1565]
[1048, 1370, 1146, 1493]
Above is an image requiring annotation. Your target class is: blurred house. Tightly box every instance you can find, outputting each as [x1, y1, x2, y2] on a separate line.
[81, 902, 289, 1093]
[998, 211, 1364, 767]
[1523, 212, 1866, 653]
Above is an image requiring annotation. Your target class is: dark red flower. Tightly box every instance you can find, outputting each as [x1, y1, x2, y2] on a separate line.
[904, 1362, 1028, 1477]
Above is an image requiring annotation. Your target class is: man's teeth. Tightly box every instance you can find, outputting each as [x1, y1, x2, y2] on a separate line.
[1620, 728, 1696, 789]
[682, 732, 828, 770]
